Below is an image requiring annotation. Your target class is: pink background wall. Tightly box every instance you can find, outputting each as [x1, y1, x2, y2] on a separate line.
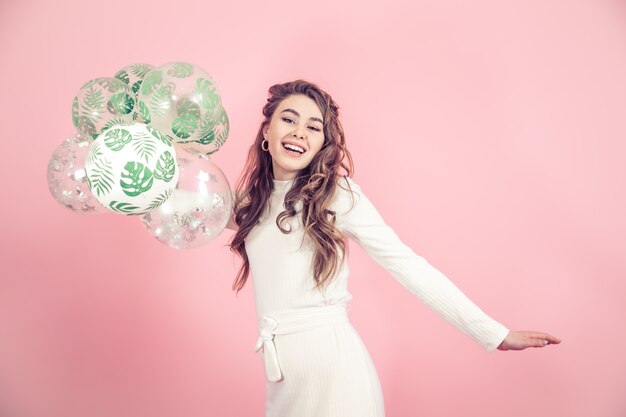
[1, 0, 625, 416]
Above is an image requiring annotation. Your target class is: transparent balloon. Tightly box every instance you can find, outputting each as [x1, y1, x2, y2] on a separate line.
[177, 105, 229, 156]
[113, 63, 156, 123]
[73, 77, 136, 139]
[141, 147, 233, 249]
[47, 133, 106, 214]
[136, 61, 228, 153]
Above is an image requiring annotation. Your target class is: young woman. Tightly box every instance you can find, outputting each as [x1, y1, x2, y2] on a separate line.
[226, 80, 561, 417]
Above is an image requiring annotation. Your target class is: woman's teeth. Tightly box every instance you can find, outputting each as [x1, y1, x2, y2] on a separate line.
[283, 143, 305, 154]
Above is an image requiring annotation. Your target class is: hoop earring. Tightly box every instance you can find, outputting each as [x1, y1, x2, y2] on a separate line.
[261, 139, 269, 151]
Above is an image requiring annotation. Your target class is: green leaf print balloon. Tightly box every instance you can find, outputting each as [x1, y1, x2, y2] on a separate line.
[73, 77, 135, 140]
[85, 122, 179, 216]
[136, 61, 224, 145]
[114, 63, 156, 123]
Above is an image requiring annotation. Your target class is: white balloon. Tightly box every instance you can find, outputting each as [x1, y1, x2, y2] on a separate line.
[85, 122, 179, 215]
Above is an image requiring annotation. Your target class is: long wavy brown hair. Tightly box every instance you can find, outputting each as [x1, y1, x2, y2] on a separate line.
[229, 80, 355, 295]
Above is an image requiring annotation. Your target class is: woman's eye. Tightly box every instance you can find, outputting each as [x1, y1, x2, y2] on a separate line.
[282, 117, 294, 124]
[308, 126, 321, 132]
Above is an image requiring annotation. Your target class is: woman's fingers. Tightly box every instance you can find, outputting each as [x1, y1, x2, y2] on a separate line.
[529, 332, 562, 346]
[500, 331, 562, 350]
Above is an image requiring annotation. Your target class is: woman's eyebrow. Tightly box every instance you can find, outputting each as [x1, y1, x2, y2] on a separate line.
[281, 108, 323, 124]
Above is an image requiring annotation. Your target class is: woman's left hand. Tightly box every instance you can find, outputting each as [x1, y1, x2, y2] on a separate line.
[497, 330, 561, 351]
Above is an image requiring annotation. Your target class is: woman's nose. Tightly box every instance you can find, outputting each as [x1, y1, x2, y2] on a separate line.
[292, 124, 306, 139]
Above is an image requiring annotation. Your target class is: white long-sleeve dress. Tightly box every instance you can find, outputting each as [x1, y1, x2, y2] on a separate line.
[245, 176, 509, 417]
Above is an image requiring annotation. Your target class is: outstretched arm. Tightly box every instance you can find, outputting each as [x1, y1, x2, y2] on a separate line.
[335, 177, 561, 352]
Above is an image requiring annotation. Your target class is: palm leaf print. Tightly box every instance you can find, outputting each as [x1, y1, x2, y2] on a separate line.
[108, 200, 141, 214]
[153, 151, 176, 182]
[167, 62, 194, 78]
[146, 125, 173, 147]
[149, 84, 173, 118]
[81, 87, 105, 122]
[146, 188, 173, 211]
[129, 64, 153, 78]
[80, 79, 98, 89]
[72, 97, 79, 127]
[131, 132, 158, 163]
[120, 161, 154, 197]
[198, 115, 217, 144]
[87, 140, 104, 166]
[88, 157, 114, 197]
[102, 118, 134, 131]
[212, 111, 229, 147]
[78, 116, 97, 139]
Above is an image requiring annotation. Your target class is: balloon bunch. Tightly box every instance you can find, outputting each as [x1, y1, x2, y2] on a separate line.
[47, 62, 233, 249]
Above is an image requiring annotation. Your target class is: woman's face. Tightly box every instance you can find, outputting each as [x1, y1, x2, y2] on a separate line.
[263, 94, 325, 180]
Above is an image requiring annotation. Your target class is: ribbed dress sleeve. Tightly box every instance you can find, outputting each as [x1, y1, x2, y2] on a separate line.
[334, 177, 509, 352]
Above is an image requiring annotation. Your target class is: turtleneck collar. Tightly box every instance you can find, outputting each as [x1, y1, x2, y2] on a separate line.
[272, 177, 295, 194]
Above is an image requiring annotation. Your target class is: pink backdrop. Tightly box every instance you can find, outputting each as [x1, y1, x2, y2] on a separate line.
[1, 0, 625, 416]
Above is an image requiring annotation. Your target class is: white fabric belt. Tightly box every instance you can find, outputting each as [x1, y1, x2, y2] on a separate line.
[254, 303, 350, 382]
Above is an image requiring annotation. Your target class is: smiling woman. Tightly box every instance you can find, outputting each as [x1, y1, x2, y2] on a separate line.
[225, 80, 560, 417]
[262, 95, 326, 180]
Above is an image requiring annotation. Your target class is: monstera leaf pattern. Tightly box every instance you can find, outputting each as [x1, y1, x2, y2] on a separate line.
[197, 107, 229, 149]
[135, 62, 225, 145]
[114, 70, 130, 85]
[84, 122, 179, 216]
[104, 128, 133, 151]
[75, 77, 135, 139]
[153, 151, 176, 182]
[176, 97, 201, 118]
[167, 62, 194, 78]
[172, 114, 197, 139]
[131, 81, 142, 94]
[107, 93, 134, 115]
[120, 161, 154, 197]
[195, 78, 220, 111]
[141, 70, 163, 95]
